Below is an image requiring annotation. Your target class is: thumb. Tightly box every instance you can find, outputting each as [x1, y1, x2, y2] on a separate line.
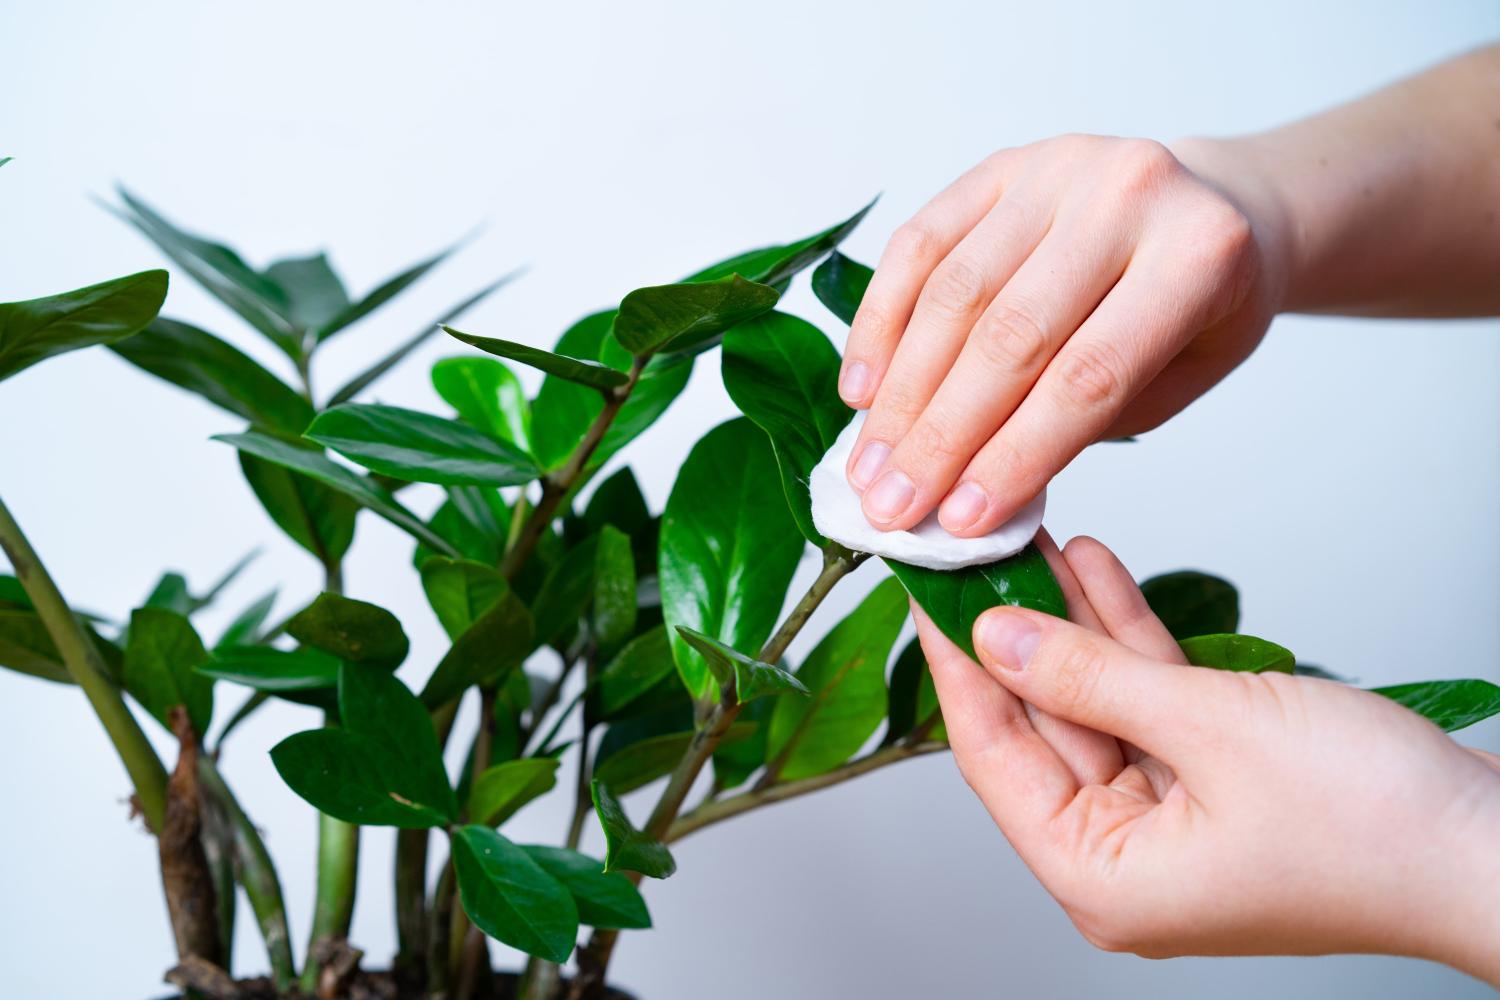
[972, 606, 1220, 758]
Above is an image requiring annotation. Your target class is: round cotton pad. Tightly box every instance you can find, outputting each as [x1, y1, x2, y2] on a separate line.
[808, 411, 1046, 570]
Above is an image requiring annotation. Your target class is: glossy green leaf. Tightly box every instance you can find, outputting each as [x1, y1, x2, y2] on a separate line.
[675, 627, 807, 704]
[660, 418, 805, 700]
[263, 253, 349, 331]
[722, 312, 854, 544]
[689, 200, 875, 288]
[590, 781, 675, 879]
[419, 557, 509, 639]
[592, 625, 676, 719]
[421, 590, 536, 709]
[613, 275, 779, 357]
[885, 637, 923, 744]
[530, 310, 692, 472]
[452, 825, 579, 962]
[1180, 633, 1294, 674]
[468, 758, 561, 827]
[314, 240, 460, 342]
[445, 327, 628, 391]
[521, 845, 651, 930]
[123, 607, 213, 736]
[766, 577, 905, 780]
[238, 449, 358, 564]
[593, 526, 637, 650]
[413, 486, 509, 568]
[0, 609, 74, 684]
[143, 572, 195, 617]
[889, 543, 1067, 659]
[306, 402, 537, 488]
[594, 724, 754, 795]
[271, 664, 457, 827]
[531, 537, 599, 649]
[1141, 571, 1240, 641]
[1371, 679, 1500, 732]
[285, 592, 409, 670]
[0, 269, 168, 383]
[217, 590, 278, 649]
[811, 251, 873, 325]
[217, 430, 457, 556]
[198, 645, 341, 692]
[713, 695, 772, 790]
[583, 467, 656, 573]
[431, 355, 531, 450]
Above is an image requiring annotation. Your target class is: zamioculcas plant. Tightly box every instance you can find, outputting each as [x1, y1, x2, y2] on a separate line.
[5, 160, 1499, 1000]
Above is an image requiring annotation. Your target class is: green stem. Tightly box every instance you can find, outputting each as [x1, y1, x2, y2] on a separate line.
[0, 494, 169, 830]
[427, 856, 459, 998]
[199, 756, 297, 989]
[300, 810, 359, 993]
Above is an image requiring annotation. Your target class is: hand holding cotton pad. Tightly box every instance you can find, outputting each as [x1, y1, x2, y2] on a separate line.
[809, 411, 1046, 570]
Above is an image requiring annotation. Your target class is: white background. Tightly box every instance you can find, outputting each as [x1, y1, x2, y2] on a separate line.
[3, 2, 1498, 997]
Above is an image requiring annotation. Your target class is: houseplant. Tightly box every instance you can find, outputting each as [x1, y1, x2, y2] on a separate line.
[3, 161, 1498, 999]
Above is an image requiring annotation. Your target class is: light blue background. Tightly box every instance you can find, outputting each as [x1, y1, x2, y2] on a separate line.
[2, 2, 1497, 997]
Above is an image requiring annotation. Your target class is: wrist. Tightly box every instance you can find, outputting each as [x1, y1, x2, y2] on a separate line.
[1428, 768, 1500, 985]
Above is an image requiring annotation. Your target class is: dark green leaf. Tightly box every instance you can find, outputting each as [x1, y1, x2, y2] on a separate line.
[1370, 679, 1500, 733]
[811, 251, 873, 325]
[1295, 663, 1351, 682]
[271, 663, 457, 827]
[722, 312, 854, 544]
[889, 543, 1067, 659]
[1141, 571, 1240, 641]
[239, 449, 358, 564]
[198, 645, 341, 692]
[592, 626, 676, 719]
[264, 253, 349, 331]
[445, 327, 628, 391]
[431, 355, 531, 450]
[413, 486, 509, 568]
[123, 607, 213, 736]
[713, 695, 772, 790]
[660, 418, 806, 699]
[675, 627, 807, 704]
[468, 758, 560, 826]
[144, 572, 195, 617]
[0, 269, 168, 383]
[583, 467, 651, 537]
[315, 240, 460, 341]
[885, 638, 923, 744]
[688, 200, 875, 288]
[419, 557, 509, 639]
[595, 724, 755, 794]
[217, 590, 278, 649]
[593, 526, 637, 651]
[1180, 633, 1294, 674]
[306, 402, 537, 488]
[0, 609, 74, 684]
[218, 430, 458, 556]
[531, 537, 599, 649]
[590, 780, 675, 879]
[421, 590, 536, 709]
[613, 275, 779, 357]
[766, 577, 905, 780]
[521, 845, 651, 930]
[452, 825, 578, 962]
[286, 592, 409, 670]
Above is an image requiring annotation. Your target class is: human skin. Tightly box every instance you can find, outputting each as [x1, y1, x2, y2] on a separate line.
[913, 533, 1500, 984]
[839, 44, 1500, 534]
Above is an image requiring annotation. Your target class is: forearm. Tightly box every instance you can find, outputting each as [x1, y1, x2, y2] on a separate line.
[1177, 44, 1500, 317]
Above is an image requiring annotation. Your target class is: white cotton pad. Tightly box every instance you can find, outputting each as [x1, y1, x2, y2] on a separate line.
[808, 411, 1046, 570]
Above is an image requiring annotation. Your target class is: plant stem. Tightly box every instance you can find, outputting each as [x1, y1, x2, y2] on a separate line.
[199, 756, 297, 989]
[300, 810, 360, 993]
[451, 687, 500, 997]
[0, 493, 169, 830]
[394, 699, 461, 986]
[427, 855, 459, 998]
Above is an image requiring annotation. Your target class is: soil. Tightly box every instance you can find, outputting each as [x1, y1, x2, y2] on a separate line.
[157, 969, 635, 1000]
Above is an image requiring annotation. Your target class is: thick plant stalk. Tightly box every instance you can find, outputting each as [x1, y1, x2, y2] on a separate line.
[426, 858, 459, 998]
[158, 707, 224, 967]
[199, 756, 297, 989]
[0, 494, 169, 829]
[394, 698, 462, 986]
[301, 811, 360, 993]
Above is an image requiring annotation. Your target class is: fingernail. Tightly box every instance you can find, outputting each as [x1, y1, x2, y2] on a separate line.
[849, 441, 891, 489]
[864, 469, 915, 521]
[939, 482, 987, 533]
[976, 611, 1040, 671]
[840, 361, 871, 402]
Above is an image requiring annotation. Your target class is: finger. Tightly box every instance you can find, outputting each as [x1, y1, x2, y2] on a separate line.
[1035, 529, 1105, 633]
[912, 601, 1077, 864]
[1062, 536, 1186, 664]
[839, 154, 1012, 408]
[861, 223, 1129, 531]
[971, 606, 1222, 761]
[846, 190, 1050, 495]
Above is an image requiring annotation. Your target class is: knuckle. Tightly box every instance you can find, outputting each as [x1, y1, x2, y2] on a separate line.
[1056, 341, 1127, 410]
[975, 298, 1052, 373]
[1112, 138, 1180, 199]
[1048, 640, 1106, 716]
[875, 378, 928, 421]
[925, 257, 990, 316]
[851, 300, 899, 347]
[888, 222, 940, 267]
[907, 417, 966, 467]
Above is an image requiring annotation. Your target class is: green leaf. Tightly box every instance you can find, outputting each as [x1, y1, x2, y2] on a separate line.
[1179, 633, 1294, 674]
[414, 486, 509, 568]
[0, 157, 11, 169]
[144, 572, 195, 617]
[766, 577, 906, 780]
[217, 430, 458, 556]
[123, 607, 213, 736]
[722, 311, 854, 544]
[431, 355, 531, 450]
[306, 402, 538, 488]
[530, 310, 692, 472]
[217, 590, 278, 649]
[689, 200, 875, 287]
[660, 418, 806, 699]
[315, 240, 460, 342]
[285, 592, 409, 670]
[590, 780, 676, 879]
[111, 317, 312, 433]
[271, 663, 457, 827]
[521, 846, 651, 930]
[613, 275, 780, 357]
[1141, 571, 1240, 641]
[675, 627, 807, 704]
[419, 557, 509, 639]
[583, 468, 656, 573]
[238, 449, 358, 564]
[0, 609, 75, 684]
[452, 825, 579, 962]
[595, 725, 755, 794]
[811, 251, 873, 325]
[592, 626, 676, 719]
[421, 590, 536, 709]
[263, 253, 350, 331]
[198, 645, 341, 692]
[0, 269, 168, 383]
[713, 695, 772, 790]
[531, 537, 599, 649]
[445, 327, 628, 391]
[1370, 679, 1500, 733]
[889, 543, 1067, 659]
[468, 758, 561, 826]
[593, 526, 637, 651]
[885, 637, 923, 744]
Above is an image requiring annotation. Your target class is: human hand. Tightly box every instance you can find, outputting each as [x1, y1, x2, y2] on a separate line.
[913, 535, 1500, 982]
[841, 135, 1286, 534]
